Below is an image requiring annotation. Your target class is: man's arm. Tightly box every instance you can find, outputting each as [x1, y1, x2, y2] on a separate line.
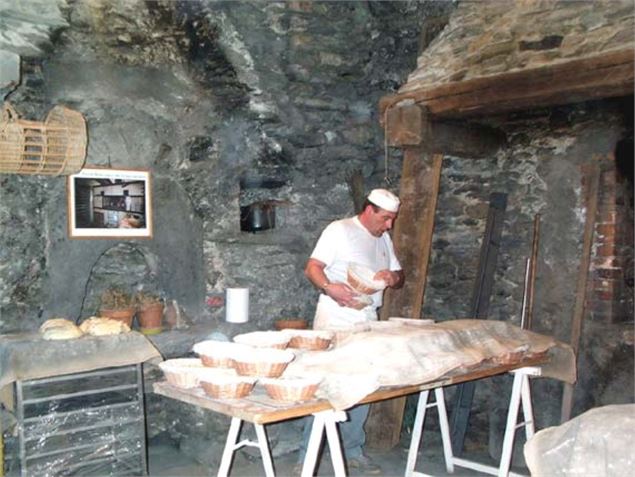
[304, 258, 359, 307]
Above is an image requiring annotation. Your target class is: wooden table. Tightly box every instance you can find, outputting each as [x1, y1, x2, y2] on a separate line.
[154, 353, 547, 477]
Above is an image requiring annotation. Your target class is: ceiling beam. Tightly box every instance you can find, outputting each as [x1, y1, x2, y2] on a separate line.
[380, 48, 634, 120]
[384, 104, 506, 158]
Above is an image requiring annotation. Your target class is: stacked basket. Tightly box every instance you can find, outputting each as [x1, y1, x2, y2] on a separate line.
[158, 329, 333, 402]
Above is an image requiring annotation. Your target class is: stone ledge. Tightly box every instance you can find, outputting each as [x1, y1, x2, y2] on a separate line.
[145, 321, 271, 358]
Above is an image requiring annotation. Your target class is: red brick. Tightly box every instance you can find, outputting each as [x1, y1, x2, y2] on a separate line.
[595, 243, 616, 256]
[596, 223, 616, 235]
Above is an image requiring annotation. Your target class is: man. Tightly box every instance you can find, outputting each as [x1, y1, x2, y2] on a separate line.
[298, 188, 404, 474]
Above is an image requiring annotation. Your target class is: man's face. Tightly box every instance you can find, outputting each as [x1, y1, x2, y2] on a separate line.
[367, 206, 398, 237]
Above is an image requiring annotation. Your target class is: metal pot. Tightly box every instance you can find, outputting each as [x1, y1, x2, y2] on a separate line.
[240, 202, 276, 232]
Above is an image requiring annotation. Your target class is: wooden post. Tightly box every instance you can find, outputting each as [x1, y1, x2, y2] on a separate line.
[365, 149, 443, 450]
[560, 161, 601, 423]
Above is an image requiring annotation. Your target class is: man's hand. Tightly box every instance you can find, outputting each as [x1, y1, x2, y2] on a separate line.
[374, 269, 405, 289]
[324, 282, 361, 308]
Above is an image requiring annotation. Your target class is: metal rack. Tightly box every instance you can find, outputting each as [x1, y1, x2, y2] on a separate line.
[12, 364, 147, 476]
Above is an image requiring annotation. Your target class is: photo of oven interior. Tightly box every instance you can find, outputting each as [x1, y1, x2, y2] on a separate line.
[74, 178, 146, 229]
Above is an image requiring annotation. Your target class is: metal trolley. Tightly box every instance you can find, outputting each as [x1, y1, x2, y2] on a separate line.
[10, 364, 147, 476]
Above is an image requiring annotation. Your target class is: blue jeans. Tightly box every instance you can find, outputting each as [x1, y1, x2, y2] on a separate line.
[298, 403, 369, 462]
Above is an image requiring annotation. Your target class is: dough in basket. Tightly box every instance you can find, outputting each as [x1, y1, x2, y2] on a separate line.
[79, 317, 130, 336]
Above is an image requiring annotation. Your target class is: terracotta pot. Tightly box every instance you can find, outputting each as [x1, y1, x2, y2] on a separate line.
[137, 303, 164, 335]
[99, 307, 136, 327]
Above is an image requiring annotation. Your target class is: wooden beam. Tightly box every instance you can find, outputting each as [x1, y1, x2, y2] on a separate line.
[380, 49, 635, 120]
[384, 104, 506, 157]
[365, 150, 443, 450]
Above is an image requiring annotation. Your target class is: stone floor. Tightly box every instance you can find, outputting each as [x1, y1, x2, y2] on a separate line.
[147, 431, 525, 477]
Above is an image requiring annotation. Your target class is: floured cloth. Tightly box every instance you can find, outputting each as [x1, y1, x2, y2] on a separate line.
[284, 319, 575, 410]
[0, 331, 162, 388]
[524, 404, 635, 477]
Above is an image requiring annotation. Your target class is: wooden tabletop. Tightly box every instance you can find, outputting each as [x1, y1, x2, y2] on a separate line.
[153, 354, 547, 424]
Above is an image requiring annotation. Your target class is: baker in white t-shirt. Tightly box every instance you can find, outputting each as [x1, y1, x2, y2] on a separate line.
[300, 188, 405, 473]
[305, 188, 404, 329]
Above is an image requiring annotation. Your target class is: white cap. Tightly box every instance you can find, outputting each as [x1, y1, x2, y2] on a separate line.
[367, 189, 400, 212]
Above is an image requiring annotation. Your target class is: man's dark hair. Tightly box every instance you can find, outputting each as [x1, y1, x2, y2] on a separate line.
[362, 199, 380, 212]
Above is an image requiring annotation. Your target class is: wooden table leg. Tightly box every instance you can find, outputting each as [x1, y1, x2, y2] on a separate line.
[302, 410, 347, 477]
[218, 417, 242, 477]
[323, 410, 347, 477]
[254, 423, 276, 477]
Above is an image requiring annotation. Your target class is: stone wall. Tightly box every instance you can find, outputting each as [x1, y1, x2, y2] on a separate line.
[422, 100, 633, 440]
[0, 0, 454, 335]
[401, 0, 634, 91]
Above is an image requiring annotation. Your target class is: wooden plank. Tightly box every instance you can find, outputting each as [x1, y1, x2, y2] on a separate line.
[365, 150, 443, 450]
[380, 49, 635, 120]
[385, 104, 506, 158]
[560, 161, 601, 423]
[450, 193, 507, 455]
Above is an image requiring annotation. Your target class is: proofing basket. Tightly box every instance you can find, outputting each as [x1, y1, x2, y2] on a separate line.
[193, 341, 250, 368]
[233, 331, 290, 350]
[158, 358, 205, 389]
[260, 376, 322, 402]
[232, 348, 295, 378]
[199, 369, 256, 399]
[282, 330, 334, 350]
[347, 263, 386, 295]
[0, 102, 87, 175]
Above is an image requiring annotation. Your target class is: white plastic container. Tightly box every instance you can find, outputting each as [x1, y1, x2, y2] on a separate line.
[225, 288, 249, 323]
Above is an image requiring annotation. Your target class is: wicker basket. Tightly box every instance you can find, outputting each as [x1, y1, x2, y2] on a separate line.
[282, 330, 334, 351]
[158, 358, 205, 389]
[0, 102, 87, 175]
[193, 340, 250, 368]
[347, 263, 386, 295]
[233, 331, 290, 350]
[232, 348, 295, 378]
[260, 376, 322, 402]
[199, 369, 256, 399]
[274, 319, 308, 330]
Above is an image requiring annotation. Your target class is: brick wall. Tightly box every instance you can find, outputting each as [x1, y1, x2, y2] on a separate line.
[588, 146, 634, 323]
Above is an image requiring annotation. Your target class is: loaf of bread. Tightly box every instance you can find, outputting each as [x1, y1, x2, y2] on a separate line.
[40, 318, 84, 340]
[79, 316, 130, 336]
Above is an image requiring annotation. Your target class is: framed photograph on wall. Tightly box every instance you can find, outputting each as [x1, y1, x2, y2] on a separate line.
[67, 167, 153, 239]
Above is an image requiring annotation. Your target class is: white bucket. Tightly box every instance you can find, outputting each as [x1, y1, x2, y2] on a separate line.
[225, 288, 249, 323]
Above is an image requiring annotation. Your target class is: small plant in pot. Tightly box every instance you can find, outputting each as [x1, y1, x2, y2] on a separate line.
[134, 292, 164, 335]
[99, 287, 135, 327]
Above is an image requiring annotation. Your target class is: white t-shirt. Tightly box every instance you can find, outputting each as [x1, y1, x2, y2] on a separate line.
[310, 216, 401, 329]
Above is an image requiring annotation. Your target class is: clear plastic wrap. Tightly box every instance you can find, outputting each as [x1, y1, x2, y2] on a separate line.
[524, 404, 635, 477]
[3, 365, 146, 476]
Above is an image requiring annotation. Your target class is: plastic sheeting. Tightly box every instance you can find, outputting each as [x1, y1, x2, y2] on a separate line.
[284, 319, 576, 410]
[524, 404, 635, 477]
[0, 332, 161, 476]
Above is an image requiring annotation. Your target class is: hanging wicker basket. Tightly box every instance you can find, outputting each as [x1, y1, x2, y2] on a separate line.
[0, 102, 87, 175]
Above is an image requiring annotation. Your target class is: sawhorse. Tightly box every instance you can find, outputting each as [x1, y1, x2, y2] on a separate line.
[218, 409, 347, 477]
[406, 366, 542, 477]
